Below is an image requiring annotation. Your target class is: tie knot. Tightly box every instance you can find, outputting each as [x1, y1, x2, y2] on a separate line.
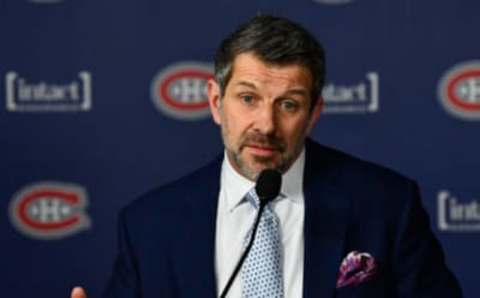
[245, 188, 282, 210]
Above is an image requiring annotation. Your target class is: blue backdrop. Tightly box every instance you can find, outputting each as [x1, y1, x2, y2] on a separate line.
[1, 0, 479, 297]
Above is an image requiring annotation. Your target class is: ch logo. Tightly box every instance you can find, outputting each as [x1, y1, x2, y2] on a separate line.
[438, 61, 480, 120]
[151, 62, 213, 120]
[8, 182, 91, 240]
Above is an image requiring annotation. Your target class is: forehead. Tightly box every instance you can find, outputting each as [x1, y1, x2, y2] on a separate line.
[228, 53, 313, 93]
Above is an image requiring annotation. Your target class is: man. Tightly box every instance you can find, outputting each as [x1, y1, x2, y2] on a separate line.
[72, 15, 462, 298]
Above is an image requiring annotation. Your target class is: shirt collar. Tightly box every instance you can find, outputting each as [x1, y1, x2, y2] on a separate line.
[221, 148, 305, 212]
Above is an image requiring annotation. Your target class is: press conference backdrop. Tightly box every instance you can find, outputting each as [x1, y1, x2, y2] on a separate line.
[1, 0, 479, 297]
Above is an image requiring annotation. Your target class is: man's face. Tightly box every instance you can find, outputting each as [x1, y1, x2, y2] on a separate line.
[208, 52, 322, 181]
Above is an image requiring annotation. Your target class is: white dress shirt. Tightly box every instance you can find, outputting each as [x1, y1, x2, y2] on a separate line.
[215, 149, 306, 298]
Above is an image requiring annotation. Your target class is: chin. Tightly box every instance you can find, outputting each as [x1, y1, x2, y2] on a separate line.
[248, 161, 282, 175]
[233, 152, 283, 179]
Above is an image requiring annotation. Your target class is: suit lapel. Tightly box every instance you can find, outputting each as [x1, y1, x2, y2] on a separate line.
[303, 140, 351, 298]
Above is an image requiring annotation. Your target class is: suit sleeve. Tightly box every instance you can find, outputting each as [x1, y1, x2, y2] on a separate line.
[104, 208, 142, 298]
[393, 181, 462, 298]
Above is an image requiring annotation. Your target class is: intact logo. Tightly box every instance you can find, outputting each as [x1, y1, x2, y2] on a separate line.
[8, 182, 91, 240]
[5, 71, 92, 112]
[151, 62, 213, 120]
[322, 72, 379, 114]
[438, 190, 480, 232]
[438, 61, 480, 120]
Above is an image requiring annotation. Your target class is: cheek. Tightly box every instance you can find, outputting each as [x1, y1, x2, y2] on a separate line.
[222, 111, 246, 142]
[282, 119, 310, 143]
[228, 111, 250, 134]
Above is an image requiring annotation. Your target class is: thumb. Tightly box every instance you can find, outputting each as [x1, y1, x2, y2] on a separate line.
[71, 286, 87, 298]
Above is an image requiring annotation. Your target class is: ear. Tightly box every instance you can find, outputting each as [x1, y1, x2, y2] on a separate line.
[208, 79, 222, 125]
[306, 96, 323, 133]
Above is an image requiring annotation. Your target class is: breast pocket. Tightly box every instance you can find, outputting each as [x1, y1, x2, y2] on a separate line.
[334, 276, 389, 298]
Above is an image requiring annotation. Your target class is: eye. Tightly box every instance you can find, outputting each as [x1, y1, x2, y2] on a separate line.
[240, 94, 255, 105]
[279, 99, 299, 112]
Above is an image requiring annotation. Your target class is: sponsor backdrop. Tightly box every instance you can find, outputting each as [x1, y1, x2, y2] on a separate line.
[1, 0, 479, 297]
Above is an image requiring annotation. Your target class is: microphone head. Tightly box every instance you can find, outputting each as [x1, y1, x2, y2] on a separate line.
[255, 169, 282, 204]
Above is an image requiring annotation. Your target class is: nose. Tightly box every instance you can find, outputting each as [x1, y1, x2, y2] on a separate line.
[254, 103, 276, 135]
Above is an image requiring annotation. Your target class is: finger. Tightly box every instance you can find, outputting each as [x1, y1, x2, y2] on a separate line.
[71, 286, 87, 298]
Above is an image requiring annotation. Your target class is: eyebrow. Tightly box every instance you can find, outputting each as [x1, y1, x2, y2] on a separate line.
[234, 81, 257, 90]
[283, 89, 309, 98]
[234, 81, 309, 97]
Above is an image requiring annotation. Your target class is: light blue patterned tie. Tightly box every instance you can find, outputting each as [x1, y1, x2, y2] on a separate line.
[241, 188, 284, 298]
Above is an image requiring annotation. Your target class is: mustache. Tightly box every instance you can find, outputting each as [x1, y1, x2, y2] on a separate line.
[240, 133, 285, 152]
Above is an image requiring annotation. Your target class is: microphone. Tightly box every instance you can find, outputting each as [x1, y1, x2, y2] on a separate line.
[255, 169, 282, 206]
[219, 169, 282, 298]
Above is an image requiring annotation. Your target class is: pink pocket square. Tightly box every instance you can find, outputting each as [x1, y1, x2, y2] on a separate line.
[336, 251, 378, 288]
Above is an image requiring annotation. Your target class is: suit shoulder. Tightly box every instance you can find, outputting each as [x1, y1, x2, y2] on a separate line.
[308, 141, 421, 224]
[122, 156, 222, 220]
[306, 140, 419, 212]
[308, 140, 414, 187]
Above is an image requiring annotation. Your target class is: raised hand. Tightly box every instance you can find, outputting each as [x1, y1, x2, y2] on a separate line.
[71, 287, 87, 298]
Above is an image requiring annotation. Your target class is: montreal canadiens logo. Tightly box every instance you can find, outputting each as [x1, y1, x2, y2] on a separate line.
[151, 62, 214, 120]
[8, 182, 91, 240]
[438, 61, 480, 120]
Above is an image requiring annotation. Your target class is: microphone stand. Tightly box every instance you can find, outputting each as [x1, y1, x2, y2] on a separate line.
[219, 200, 268, 298]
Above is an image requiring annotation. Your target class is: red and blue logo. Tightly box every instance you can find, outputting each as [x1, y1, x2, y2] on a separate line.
[8, 182, 91, 240]
[438, 61, 480, 120]
[151, 62, 213, 120]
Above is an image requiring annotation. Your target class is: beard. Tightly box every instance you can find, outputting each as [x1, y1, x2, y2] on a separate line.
[222, 127, 305, 181]
[234, 132, 286, 179]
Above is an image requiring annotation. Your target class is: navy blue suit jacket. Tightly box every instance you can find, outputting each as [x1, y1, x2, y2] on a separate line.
[105, 139, 462, 298]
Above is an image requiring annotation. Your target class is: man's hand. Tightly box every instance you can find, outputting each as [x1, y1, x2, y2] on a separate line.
[71, 287, 87, 298]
